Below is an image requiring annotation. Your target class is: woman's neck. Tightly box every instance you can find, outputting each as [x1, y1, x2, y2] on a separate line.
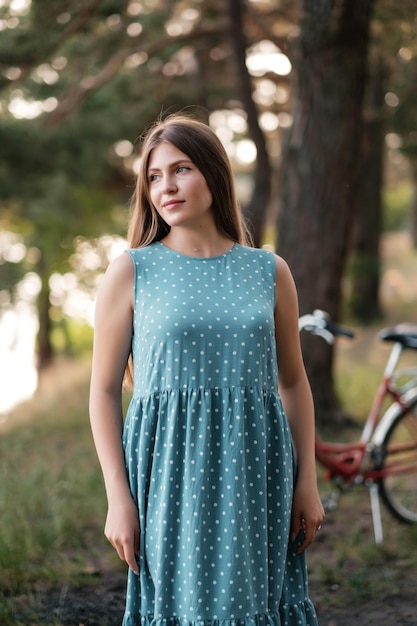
[161, 228, 234, 258]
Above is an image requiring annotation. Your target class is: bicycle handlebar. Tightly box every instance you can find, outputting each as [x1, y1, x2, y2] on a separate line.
[298, 309, 355, 344]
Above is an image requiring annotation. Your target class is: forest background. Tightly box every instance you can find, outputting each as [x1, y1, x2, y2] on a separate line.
[1, 0, 417, 624]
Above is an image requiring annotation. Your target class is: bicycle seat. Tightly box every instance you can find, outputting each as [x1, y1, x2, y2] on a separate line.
[379, 324, 417, 349]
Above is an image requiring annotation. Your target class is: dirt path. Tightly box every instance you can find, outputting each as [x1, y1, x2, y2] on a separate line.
[11, 559, 417, 626]
[13, 578, 417, 626]
[308, 485, 417, 626]
[11, 490, 417, 626]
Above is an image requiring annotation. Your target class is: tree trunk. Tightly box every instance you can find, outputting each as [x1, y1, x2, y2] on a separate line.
[226, 0, 272, 246]
[36, 261, 54, 370]
[409, 159, 417, 249]
[350, 54, 387, 322]
[277, 0, 374, 425]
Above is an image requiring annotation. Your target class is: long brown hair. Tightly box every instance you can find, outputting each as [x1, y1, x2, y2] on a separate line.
[127, 113, 253, 248]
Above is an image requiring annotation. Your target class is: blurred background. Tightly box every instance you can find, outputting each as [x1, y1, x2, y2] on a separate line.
[1, 2, 417, 624]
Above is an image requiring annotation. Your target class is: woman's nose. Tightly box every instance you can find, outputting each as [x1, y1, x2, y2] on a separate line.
[162, 174, 177, 193]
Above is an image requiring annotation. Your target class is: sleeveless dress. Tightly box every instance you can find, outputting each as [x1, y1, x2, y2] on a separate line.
[122, 242, 318, 626]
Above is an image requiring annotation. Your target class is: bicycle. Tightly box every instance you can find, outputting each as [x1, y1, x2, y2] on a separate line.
[298, 309, 417, 544]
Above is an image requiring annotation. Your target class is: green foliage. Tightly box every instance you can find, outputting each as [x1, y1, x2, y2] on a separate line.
[383, 181, 414, 231]
[0, 260, 26, 295]
[51, 318, 94, 356]
[335, 362, 382, 423]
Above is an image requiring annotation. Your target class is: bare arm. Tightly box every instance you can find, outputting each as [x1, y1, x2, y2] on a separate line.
[89, 252, 140, 573]
[274, 255, 325, 551]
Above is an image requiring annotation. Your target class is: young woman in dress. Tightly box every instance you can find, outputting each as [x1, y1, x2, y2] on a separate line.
[89, 114, 325, 626]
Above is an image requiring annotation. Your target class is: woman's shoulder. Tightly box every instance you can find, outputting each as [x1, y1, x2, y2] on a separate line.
[101, 252, 133, 286]
[239, 244, 280, 273]
[125, 241, 161, 258]
[125, 242, 161, 262]
[95, 253, 134, 309]
[239, 246, 296, 290]
[238, 244, 276, 261]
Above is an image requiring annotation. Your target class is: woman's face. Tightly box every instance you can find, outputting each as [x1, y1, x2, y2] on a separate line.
[147, 141, 214, 230]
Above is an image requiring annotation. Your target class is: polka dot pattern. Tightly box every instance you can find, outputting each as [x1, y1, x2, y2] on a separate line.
[122, 243, 318, 626]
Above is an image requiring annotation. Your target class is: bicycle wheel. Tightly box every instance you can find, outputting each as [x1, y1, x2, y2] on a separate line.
[378, 393, 417, 523]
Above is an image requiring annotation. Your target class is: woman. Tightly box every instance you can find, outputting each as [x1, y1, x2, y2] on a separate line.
[89, 114, 324, 626]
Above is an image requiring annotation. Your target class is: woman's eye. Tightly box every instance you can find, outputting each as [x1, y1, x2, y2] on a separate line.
[149, 174, 159, 182]
[177, 166, 190, 173]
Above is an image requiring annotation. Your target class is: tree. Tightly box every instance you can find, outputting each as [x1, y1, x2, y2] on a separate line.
[389, 55, 417, 248]
[277, 0, 374, 424]
[349, 51, 388, 322]
[349, 3, 417, 321]
[226, 0, 272, 246]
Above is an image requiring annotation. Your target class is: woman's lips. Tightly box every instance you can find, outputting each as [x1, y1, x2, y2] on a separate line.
[163, 200, 184, 210]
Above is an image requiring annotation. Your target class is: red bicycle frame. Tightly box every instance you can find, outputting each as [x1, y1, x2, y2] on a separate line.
[315, 342, 409, 484]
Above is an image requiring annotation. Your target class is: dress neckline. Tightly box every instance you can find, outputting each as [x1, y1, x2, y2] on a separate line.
[157, 240, 237, 260]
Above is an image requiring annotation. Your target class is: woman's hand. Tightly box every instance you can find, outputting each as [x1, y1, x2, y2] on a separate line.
[290, 475, 325, 553]
[105, 494, 140, 575]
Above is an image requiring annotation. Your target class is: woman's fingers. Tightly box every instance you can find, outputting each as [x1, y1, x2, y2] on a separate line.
[104, 500, 140, 574]
[108, 530, 140, 575]
[291, 511, 325, 553]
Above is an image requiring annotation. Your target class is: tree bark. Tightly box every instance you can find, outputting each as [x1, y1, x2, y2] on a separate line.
[350, 53, 387, 322]
[226, 0, 272, 246]
[277, 0, 374, 425]
[36, 269, 53, 371]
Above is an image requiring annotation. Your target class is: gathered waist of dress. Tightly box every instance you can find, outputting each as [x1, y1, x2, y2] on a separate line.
[130, 383, 279, 403]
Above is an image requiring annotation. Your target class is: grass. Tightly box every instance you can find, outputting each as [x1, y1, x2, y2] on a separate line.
[0, 423, 102, 586]
[308, 478, 417, 614]
[0, 359, 125, 623]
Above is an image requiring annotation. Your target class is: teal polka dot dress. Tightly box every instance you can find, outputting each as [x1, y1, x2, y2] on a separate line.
[122, 242, 318, 626]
